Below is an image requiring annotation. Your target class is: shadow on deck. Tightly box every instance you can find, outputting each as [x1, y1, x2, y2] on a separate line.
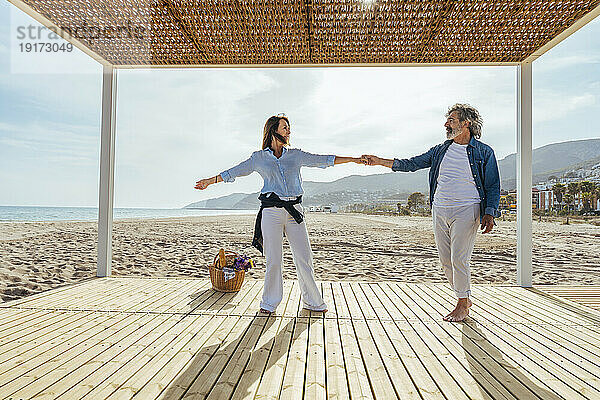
[0, 277, 599, 399]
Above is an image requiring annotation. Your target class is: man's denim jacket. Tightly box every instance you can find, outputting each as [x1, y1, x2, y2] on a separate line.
[392, 137, 501, 221]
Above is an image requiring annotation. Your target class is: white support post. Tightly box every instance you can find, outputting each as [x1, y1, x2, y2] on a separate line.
[516, 62, 533, 287]
[97, 65, 117, 277]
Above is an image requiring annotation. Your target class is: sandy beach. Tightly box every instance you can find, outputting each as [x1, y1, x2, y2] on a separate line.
[1, 213, 599, 302]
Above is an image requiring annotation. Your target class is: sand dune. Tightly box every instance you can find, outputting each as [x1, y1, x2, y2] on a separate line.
[1, 214, 599, 302]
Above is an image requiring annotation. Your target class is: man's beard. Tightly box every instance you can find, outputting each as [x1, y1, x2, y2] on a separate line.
[446, 128, 460, 140]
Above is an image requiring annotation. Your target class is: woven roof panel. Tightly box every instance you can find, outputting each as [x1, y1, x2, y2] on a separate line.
[20, 0, 600, 65]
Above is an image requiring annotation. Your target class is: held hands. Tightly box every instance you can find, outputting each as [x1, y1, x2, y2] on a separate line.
[361, 155, 381, 166]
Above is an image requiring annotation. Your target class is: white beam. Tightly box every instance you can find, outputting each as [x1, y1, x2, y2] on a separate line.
[523, 4, 600, 64]
[97, 66, 117, 277]
[516, 62, 533, 287]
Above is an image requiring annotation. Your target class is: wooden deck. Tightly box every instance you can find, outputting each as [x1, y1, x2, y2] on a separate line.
[1, 278, 599, 399]
[535, 285, 600, 312]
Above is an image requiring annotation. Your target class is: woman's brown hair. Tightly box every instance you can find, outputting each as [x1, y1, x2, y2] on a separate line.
[262, 115, 290, 150]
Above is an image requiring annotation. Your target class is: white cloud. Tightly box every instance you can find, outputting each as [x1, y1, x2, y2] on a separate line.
[534, 55, 600, 73]
[533, 91, 597, 122]
[0, 120, 98, 160]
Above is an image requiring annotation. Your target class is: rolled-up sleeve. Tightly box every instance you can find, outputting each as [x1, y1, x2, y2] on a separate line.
[298, 150, 335, 168]
[219, 154, 255, 183]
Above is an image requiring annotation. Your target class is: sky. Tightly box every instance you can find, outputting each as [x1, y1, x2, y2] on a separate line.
[0, 2, 599, 208]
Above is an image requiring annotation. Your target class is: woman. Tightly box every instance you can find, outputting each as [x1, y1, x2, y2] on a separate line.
[195, 114, 364, 314]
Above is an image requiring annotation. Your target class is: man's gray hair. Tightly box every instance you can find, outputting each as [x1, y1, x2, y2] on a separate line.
[447, 104, 483, 139]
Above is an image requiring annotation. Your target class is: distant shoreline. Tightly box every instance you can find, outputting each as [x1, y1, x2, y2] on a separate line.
[0, 206, 256, 222]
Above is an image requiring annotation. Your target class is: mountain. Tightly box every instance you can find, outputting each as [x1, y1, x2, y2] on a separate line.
[185, 139, 600, 209]
[498, 138, 600, 188]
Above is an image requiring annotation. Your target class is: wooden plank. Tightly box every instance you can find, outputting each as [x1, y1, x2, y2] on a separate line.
[366, 283, 410, 322]
[253, 316, 296, 400]
[99, 283, 266, 398]
[345, 283, 399, 399]
[127, 279, 196, 312]
[499, 286, 600, 326]
[279, 317, 310, 400]
[337, 318, 373, 399]
[41, 277, 164, 311]
[0, 278, 103, 308]
[0, 311, 131, 396]
[7, 312, 158, 399]
[106, 288, 255, 398]
[349, 282, 378, 320]
[427, 284, 593, 399]
[57, 312, 177, 399]
[230, 281, 263, 316]
[340, 282, 364, 320]
[363, 283, 444, 400]
[81, 313, 204, 399]
[0, 308, 50, 328]
[14, 277, 157, 311]
[323, 317, 350, 400]
[382, 283, 470, 400]
[0, 311, 99, 365]
[111, 315, 225, 399]
[463, 287, 600, 369]
[501, 286, 600, 328]
[0, 308, 91, 343]
[45, 282, 227, 399]
[330, 282, 350, 320]
[230, 315, 286, 400]
[472, 286, 600, 349]
[132, 315, 228, 399]
[355, 284, 433, 399]
[322, 282, 337, 319]
[421, 284, 600, 399]
[230, 281, 295, 400]
[454, 286, 600, 377]
[406, 284, 539, 400]
[365, 317, 422, 399]
[205, 316, 270, 399]
[152, 279, 212, 313]
[282, 280, 300, 318]
[182, 316, 254, 399]
[305, 313, 326, 400]
[156, 316, 241, 399]
[331, 284, 372, 399]
[389, 284, 502, 400]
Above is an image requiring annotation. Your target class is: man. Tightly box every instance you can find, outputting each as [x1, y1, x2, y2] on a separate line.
[362, 104, 501, 322]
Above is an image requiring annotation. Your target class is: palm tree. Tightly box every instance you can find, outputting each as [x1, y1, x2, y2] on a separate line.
[563, 193, 574, 224]
[552, 183, 565, 212]
[567, 182, 581, 212]
[579, 181, 595, 212]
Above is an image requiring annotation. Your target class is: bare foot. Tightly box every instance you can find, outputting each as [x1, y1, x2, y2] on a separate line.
[443, 298, 472, 322]
[303, 308, 328, 313]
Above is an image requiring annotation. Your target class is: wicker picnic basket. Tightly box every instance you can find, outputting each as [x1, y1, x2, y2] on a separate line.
[209, 249, 245, 292]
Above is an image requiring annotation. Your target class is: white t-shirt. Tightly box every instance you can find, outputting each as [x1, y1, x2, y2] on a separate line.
[433, 142, 481, 207]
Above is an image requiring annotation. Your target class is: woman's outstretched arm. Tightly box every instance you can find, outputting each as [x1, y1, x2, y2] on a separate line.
[195, 153, 256, 190]
[334, 156, 366, 165]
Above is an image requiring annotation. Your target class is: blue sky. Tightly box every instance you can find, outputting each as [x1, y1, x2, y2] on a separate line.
[0, 2, 598, 208]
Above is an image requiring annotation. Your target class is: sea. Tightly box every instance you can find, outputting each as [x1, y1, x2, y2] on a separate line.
[0, 206, 256, 222]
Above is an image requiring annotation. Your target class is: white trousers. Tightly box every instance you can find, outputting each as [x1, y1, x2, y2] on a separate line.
[432, 203, 480, 299]
[260, 204, 327, 312]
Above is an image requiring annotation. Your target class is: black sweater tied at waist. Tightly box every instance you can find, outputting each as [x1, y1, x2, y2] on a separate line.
[252, 193, 303, 254]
